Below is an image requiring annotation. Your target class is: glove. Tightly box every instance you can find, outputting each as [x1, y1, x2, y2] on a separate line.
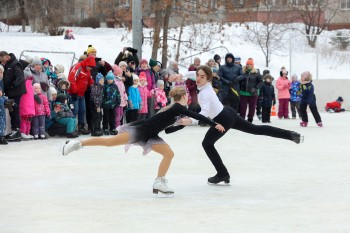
[157, 102, 162, 108]
[4, 99, 15, 112]
[272, 99, 276, 106]
[34, 94, 42, 104]
[40, 82, 49, 92]
[71, 94, 78, 101]
[250, 88, 257, 96]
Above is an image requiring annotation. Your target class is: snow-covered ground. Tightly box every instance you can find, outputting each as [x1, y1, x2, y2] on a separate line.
[1, 22, 350, 80]
[1, 112, 350, 233]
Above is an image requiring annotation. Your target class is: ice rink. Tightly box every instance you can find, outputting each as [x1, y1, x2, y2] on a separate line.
[1, 112, 349, 233]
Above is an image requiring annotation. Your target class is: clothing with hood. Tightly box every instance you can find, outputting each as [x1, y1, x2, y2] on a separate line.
[136, 67, 156, 91]
[31, 64, 50, 98]
[138, 82, 151, 114]
[290, 80, 302, 102]
[218, 53, 244, 97]
[19, 75, 35, 118]
[238, 66, 263, 97]
[57, 79, 72, 106]
[276, 76, 291, 99]
[68, 56, 96, 97]
[114, 76, 128, 107]
[2, 53, 26, 97]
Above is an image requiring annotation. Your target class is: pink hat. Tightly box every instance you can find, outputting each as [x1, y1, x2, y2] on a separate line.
[140, 59, 148, 66]
[139, 72, 147, 81]
[113, 65, 123, 74]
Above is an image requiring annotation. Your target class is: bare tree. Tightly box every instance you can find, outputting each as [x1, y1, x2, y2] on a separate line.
[291, 0, 340, 48]
[245, 4, 290, 67]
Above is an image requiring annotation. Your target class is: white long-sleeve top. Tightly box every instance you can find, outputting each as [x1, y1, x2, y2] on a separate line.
[191, 82, 223, 124]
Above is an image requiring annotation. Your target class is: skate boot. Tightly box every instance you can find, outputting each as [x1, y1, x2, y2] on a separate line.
[0, 136, 8, 145]
[317, 122, 323, 127]
[6, 129, 21, 142]
[153, 177, 174, 197]
[208, 174, 230, 185]
[300, 121, 308, 127]
[291, 132, 304, 144]
[61, 140, 82, 156]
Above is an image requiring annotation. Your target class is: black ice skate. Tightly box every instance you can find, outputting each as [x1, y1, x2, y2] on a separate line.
[291, 132, 304, 144]
[208, 174, 230, 186]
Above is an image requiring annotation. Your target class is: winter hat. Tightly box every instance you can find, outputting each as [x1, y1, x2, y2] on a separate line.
[337, 96, 344, 102]
[56, 94, 67, 104]
[33, 82, 41, 91]
[139, 72, 147, 81]
[119, 61, 127, 68]
[188, 65, 197, 71]
[41, 58, 51, 66]
[79, 54, 87, 62]
[157, 80, 164, 87]
[263, 74, 273, 81]
[127, 55, 136, 64]
[234, 56, 241, 62]
[49, 86, 57, 95]
[96, 72, 105, 83]
[86, 45, 96, 54]
[246, 58, 254, 66]
[132, 74, 139, 81]
[25, 56, 33, 64]
[262, 69, 270, 76]
[112, 65, 123, 75]
[54, 64, 65, 73]
[0, 64, 4, 72]
[140, 59, 148, 66]
[58, 79, 70, 89]
[23, 67, 32, 78]
[157, 61, 162, 68]
[106, 71, 115, 80]
[214, 54, 221, 61]
[149, 59, 157, 67]
[57, 73, 67, 80]
[32, 57, 42, 66]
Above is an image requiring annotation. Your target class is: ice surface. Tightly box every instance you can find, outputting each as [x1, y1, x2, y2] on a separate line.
[1, 112, 350, 233]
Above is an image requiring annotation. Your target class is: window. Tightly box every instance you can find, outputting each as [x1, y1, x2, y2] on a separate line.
[341, 0, 350, 9]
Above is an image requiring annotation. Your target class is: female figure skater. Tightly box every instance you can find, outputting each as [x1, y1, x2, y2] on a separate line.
[61, 86, 224, 196]
[180, 66, 303, 185]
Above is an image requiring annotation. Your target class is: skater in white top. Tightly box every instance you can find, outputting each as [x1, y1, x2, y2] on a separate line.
[179, 66, 303, 185]
[61, 86, 224, 196]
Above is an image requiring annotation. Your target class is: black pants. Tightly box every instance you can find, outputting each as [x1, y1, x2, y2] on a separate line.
[261, 106, 271, 123]
[103, 107, 117, 130]
[90, 102, 102, 133]
[300, 103, 321, 123]
[84, 88, 92, 129]
[8, 95, 21, 130]
[203, 106, 296, 178]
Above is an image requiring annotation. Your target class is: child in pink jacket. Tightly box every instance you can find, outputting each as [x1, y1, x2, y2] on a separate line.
[19, 67, 35, 140]
[276, 68, 291, 119]
[113, 65, 128, 128]
[151, 80, 168, 113]
[138, 72, 151, 120]
[32, 83, 51, 139]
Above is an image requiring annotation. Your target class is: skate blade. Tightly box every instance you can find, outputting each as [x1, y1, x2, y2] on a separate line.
[207, 181, 231, 186]
[153, 189, 175, 198]
[300, 135, 304, 143]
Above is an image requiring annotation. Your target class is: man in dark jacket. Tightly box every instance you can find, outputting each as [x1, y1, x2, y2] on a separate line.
[218, 53, 244, 111]
[0, 51, 26, 141]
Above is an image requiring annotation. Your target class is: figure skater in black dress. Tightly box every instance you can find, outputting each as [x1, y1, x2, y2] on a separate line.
[179, 66, 303, 185]
[61, 86, 225, 196]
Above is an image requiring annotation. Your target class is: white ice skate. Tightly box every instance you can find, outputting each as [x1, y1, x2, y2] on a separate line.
[153, 177, 174, 198]
[61, 140, 82, 156]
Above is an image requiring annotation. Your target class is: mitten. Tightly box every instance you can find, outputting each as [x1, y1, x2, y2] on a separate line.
[34, 94, 42, 104]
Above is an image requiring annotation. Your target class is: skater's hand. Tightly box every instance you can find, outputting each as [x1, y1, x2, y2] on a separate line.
[215, 124, 225, 133]
[178, 117, 192, 126]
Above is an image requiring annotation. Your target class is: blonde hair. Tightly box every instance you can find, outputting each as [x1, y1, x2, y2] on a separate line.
[301, 71, 312, 81]
[157, 86, 186, 113]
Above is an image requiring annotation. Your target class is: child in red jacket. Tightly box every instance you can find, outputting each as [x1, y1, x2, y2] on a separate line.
[325, 97, 345, 113]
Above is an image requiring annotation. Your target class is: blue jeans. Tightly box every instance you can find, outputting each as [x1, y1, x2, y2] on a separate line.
[72, 96, 86, 125]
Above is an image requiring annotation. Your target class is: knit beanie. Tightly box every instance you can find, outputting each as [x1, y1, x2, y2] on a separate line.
[106, 71, 115, 80]
[140, 59, 148, 66]
[246, 58, 254, 66]
[139, 72, 147, 81]
[119, 61, 127, 68]
[157, 80, 164, 87]
[86, 45, 96, 54]
[185, 71, 196, 81]
[54, 64, 65, 74]
[113, 65, 123, 75]
[32, 57, 42, 66]
[56, 94, 67, 104]
[337, 96, 344, 102]
[132, 74, 139, 81]
[49, 86, 57, 95]
[23, 67, 32, 78]
[96, 73, 105, 83]
[149, 59, 157, 67]
[214, 54, 221, 61]
[127, 55, 135, 64]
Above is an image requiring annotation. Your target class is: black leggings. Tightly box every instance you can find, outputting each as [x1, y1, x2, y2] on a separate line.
[202, 106, 296, 178]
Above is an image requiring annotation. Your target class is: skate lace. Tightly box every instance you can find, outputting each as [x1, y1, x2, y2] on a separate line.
[161, 177, 168, 187]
